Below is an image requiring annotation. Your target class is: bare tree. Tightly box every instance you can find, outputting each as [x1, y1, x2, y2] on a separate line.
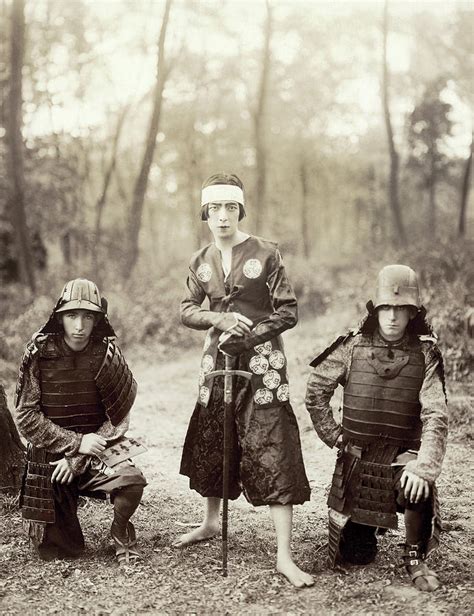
[299, 151, 310, 259]
[6, 0, 36, 291]
[93, 104, 130, 276]
[124, 0, 172, 276]
[459, 134, 472, 236]
[382, 0, 406, 245]
[253, 0, 272, 236]
[0, 384, 25, 492]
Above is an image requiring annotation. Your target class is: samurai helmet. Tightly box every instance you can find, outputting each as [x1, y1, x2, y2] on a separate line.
[39, 278, 115, 337]
[55, 279, 104, 314]
[374, 265, 421, 310]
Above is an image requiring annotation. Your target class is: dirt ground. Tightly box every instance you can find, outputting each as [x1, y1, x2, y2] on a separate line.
[1, 311, 473, 615]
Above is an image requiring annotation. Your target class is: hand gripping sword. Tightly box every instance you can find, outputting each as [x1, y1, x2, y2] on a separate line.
[205, 350, 252, 577]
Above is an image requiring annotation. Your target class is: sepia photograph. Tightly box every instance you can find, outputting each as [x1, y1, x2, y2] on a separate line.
[0, 0, 472, 613]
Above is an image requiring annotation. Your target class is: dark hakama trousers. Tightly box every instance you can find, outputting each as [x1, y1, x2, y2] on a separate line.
[180, 356, 310, 506]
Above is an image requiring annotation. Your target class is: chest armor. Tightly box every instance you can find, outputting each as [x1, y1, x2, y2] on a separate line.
[192, 237, 289, 409]
[39, 338, 107, 434]
[342, 338, 424, 449]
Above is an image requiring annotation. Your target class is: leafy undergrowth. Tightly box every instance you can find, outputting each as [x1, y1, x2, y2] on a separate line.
[1, 237, 472, 388]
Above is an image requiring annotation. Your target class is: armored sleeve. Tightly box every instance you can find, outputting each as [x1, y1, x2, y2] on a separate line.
[180, 267, 230, 331]
[15, 353, 82, 456]
[219, 248, 298, 355]
[305, 339, 353, 448]
[404, 343, 448, 483]
[66, 413, 130, 476]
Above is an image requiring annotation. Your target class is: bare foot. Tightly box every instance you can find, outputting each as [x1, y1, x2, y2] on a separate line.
[173, 522, 219, 548]
[277, 554, 314, 588]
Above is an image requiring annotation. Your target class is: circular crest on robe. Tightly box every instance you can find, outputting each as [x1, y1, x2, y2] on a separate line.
[196, 263, 212, 283]
[249, 354, 269, 375]
[253, 322, 268, 336]
[263, 370, 281, 390]
[199, 386, 210, 405]
[276, 384, 290, 402]
[269, 350, 285, 370]
[198, 370, 205, 386]
[201, 354, 214, 374]
[254, 340, 272, 356]
[254, 388, 274, 405]
[203, 329, 213, 351]
[243, 258, 263, 279]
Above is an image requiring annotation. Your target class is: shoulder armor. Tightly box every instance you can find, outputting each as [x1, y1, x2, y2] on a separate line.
[309, 329, 359, 368]
[15, 335, 43, 407]
[95, 341, 137, 426]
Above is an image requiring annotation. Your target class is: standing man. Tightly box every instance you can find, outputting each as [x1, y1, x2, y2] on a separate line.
[16, 279, 146, 563]
[175, 172, 313, 588]
[305, 265, 448, 591]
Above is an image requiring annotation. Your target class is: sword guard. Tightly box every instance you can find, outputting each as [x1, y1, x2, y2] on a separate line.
[205, 369, 252, 381]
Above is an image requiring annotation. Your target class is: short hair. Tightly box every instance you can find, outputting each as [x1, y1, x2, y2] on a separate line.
[202, 173, 244, 191]
[200, 172, 246, 221]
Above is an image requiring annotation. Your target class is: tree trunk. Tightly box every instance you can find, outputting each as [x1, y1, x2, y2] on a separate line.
[0, 384, 25, 492]
[428, 161, 437, 237]
[458, 134, 472, 236]
[93, 104, 130, 278]
[253, 0, 272, 236]
[124, 0, 172, 276]
[299, 153, 310, 258]
[6, 0, 36, 291]
[382, 0, 406, 246]
[186, 152, 202, 251]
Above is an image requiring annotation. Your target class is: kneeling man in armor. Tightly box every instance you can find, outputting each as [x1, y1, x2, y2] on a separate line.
[15, 279, 146, 564]
[305, 265, 448, 591]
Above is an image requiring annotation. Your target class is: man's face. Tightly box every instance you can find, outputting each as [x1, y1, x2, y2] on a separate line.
[206, 201, 240, 239]
[61, 309, 96, 350]
[377, 305, 413, 341]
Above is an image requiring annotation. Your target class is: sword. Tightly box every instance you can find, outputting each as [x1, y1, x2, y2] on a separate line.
[205, 350, 252, 577]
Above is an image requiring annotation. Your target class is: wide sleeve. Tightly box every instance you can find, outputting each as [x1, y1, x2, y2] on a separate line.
[305, 341, 352, 448]
[219, 247, 298, 354]
[180, 267, 229, 331]
[404, 344, 449, 483]
[15, 354, 82, 456]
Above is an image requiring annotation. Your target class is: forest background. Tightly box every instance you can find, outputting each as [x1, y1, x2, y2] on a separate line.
[0, 1, 473, 613]
[0, 0, 472, 384]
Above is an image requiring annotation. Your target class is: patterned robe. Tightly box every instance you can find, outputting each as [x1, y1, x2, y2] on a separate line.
[179, 235, 310, 506]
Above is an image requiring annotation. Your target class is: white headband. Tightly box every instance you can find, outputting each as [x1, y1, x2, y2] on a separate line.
[201, 184, 245, 206]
